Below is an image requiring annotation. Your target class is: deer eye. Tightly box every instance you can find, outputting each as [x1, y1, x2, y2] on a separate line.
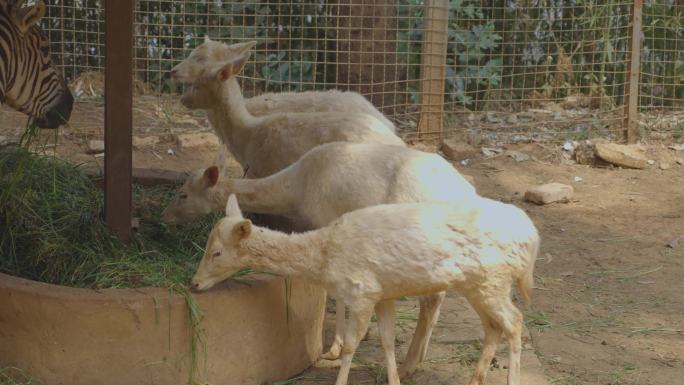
[212, 250, 221, 258]
[179, 193, 188, 200]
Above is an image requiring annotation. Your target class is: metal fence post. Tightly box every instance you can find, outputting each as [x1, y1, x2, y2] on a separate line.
[417, 0, 449, 141]
[105, 0, 134, 241]
[624, 0, 643, 144]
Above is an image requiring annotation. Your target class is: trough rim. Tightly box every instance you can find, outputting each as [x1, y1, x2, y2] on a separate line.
[0, 271, 277, 302]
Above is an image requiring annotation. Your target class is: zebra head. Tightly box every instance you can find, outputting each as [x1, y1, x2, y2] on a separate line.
[1, 0, 73, 129]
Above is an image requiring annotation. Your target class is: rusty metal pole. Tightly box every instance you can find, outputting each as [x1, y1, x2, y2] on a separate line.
[417, 0, 449, 142]
[105, 0, 134, 241]
[624, 0, 643, 144]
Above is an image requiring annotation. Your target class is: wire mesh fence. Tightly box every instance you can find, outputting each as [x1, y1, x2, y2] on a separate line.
[1, 0, 682, 143]
[639, 1, 684, 139]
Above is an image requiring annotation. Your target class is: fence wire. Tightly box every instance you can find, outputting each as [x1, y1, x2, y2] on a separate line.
[1, 1, 681, 143]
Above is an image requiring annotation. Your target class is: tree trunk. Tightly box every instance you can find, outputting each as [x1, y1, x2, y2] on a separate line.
[335, 0, 405, 116]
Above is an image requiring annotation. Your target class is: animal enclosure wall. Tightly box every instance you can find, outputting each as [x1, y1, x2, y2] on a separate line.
[1, 1, 682, 143]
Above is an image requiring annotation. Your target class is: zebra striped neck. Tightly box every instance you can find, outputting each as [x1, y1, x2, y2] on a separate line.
[0, 3, 16, 104]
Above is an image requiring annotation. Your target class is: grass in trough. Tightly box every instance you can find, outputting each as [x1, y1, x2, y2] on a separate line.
[0, 148, 220, 289]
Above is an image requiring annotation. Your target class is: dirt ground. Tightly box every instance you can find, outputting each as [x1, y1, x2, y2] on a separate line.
[1, 102, 683, 385]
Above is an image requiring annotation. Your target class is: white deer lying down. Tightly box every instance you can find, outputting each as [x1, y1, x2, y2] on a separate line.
[170, 38, 404, 178]
[162, 142, 477, 374]
[193, 195, 539, 385]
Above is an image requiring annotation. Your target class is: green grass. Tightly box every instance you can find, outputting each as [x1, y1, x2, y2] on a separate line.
[0, 148, 220, 289]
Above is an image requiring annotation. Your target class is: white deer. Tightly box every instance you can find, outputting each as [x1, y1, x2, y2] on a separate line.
[193, 195, 539, 385]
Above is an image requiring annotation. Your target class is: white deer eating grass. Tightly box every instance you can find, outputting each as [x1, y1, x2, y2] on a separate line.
[161, 142, 476, 228]
[170, 38, 404, 179]
[163, 142, 477, 374]
[193, 195, 539, 385]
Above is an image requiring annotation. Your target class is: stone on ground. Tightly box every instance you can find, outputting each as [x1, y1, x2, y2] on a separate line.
[594, 143, 647, 169]
[524, 183, 574, 205]
[440, 139, 478, 161]
[86, 139, 105, 154]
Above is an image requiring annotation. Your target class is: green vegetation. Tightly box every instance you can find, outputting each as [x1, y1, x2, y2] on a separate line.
[0, 148, 220, 289]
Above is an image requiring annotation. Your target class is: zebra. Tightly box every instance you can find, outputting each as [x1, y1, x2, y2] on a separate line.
[1, 0, 73, 129]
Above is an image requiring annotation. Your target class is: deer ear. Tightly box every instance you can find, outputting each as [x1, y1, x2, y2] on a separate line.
[225, 194, 243, 219]
[214, 52, 250, 81]
[231, 219, 252, 241]
[214, 62, 232, 82]
[231, 40, 258, 54]
[203, 166, 220, 187]
[12, 0, 46, 33]
[230, 53, 250, 76]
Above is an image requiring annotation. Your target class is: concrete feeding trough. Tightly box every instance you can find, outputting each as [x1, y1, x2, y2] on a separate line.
[0, 168, 326, 385]
[0, 272, 326, 385]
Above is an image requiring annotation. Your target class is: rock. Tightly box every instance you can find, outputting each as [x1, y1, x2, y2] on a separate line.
[86, 140, 105, 154]
[465, 132, 484, 146]
[511, 134, 531, 143]
[659, 162, 670, 170]
[573, 140, 612, 167]
[441, 139, 478, 161]
[481, 147, 503, 158]
[677, 158, 684, 166]
[517, 112, 535, 122]
[524, 183, 574, 205]
[594, 143, 648, 169]
[133, 135, 160, 149]
[574, 141, 597, 165]
[505, 150, 530, 162]
[647, 159, 655, 165]
[561, 95, 580, 109]
[485, 111, 500, 123]
[542, 102, 564, 113]
[0, 135, 7, 146]
[176, 133, 220, 149]
[562, 141, 575, 152]
[506, 114, 518, 124]
[668, 143, 684, 151]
